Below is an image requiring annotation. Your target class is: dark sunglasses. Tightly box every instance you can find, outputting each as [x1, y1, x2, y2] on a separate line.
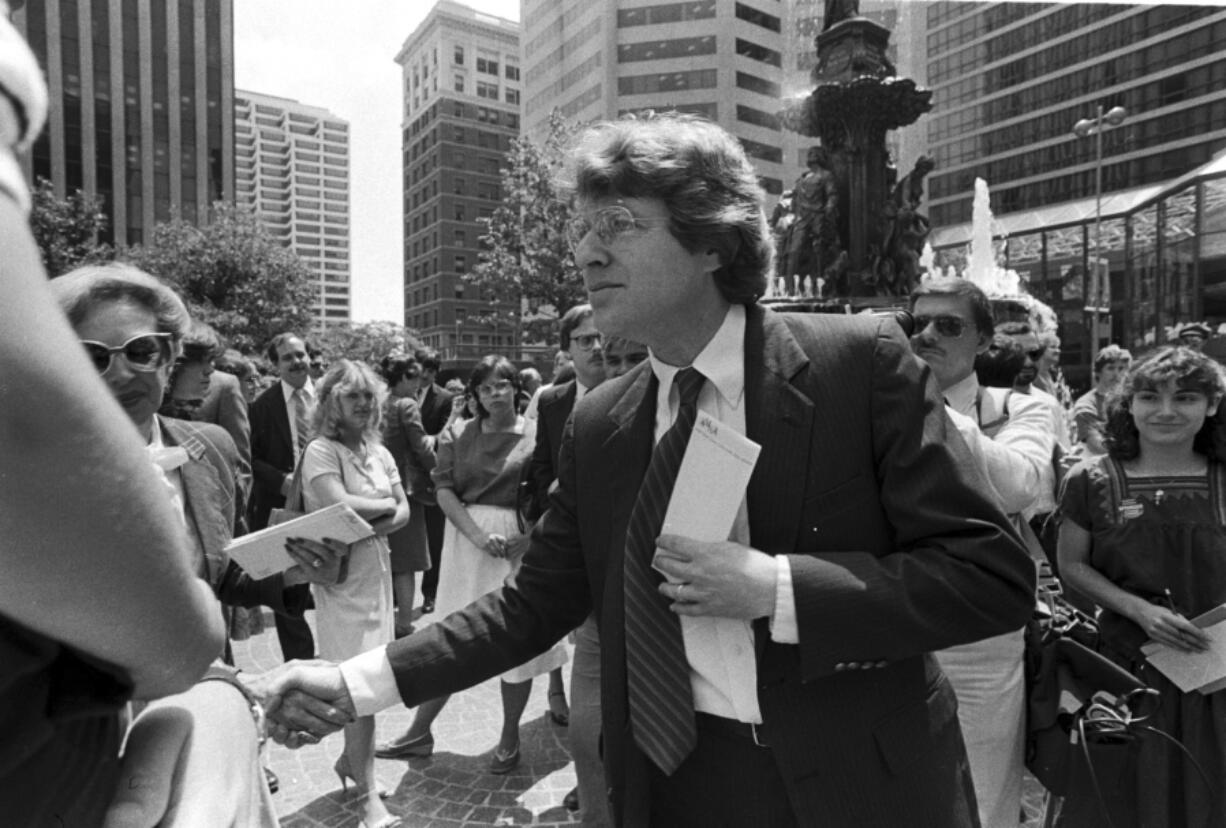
[912, 314, 968, 339]
[1026, 347, 1047, 361]
[80, 332, 174, 374]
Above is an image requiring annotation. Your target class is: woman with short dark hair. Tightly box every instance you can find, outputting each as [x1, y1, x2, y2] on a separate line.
[1058, 346, 1226, 826]
[374, 355, 568, 773]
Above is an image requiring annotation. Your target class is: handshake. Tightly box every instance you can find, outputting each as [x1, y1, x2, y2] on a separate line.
[243, 660, 358, 746]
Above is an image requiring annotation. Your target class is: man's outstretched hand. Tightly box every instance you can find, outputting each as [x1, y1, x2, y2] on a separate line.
[243, 660, 356, 747]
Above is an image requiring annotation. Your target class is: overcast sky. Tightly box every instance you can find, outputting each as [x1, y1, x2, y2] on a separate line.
[233, 0, 520, 324]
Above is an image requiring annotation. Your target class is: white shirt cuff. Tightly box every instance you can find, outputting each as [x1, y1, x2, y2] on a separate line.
[339, 646, 401, 717]
[768, 555, 799, 644]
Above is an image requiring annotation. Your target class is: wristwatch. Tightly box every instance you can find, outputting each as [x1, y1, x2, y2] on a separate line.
[198, 663, 267, 750]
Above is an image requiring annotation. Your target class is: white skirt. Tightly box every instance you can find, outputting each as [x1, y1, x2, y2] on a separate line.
[433, 504, 567, 684]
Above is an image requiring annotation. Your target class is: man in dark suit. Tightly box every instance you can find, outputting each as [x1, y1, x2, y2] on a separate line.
[248, 332, 316, 661]
[413, 347, 453, 614]
[526, 303, 604, 521]
[261, 114, 1035, 827]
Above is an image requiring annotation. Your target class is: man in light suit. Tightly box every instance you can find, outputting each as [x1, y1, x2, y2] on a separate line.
[196, 367, 251, 494]
[261, 114, 1035, 827]
[248, 332, 316, 660]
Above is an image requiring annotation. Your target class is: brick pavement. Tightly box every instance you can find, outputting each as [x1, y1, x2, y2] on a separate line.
[232, 611, 580, 828]
[234, 610, 1054, 827]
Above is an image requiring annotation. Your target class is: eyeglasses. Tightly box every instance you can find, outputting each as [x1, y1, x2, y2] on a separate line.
[912, 314, 968, 339]
[1026, 347, 1047, 361]
[80, 333, 174, 374]
[571, 333, 603, 351]
[564, 206, 670, 252]
[476, 379, 514, 396]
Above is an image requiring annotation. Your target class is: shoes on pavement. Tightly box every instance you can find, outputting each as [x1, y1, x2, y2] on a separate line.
[488, 744, 520, 775]
[563, 785, 580, 812]
[374, 731, 434, 760]
[263, 766, 279, 794]
[333, 754, 389, 799]
[421, 598, 435, 614]
[547, 689, 569, 727]
[393, 623, 414, 639]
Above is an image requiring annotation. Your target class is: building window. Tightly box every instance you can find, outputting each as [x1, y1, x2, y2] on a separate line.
[454, 73, 464, 93]
[454, 229, 466, 246]
[506, 88, 520, 105]
[739, 137, 783, 164]
[736, 104, 781, 131]
[734, 3, 781, 33]
[617, 0, 716, 27]
[618, 36, 716, 63]
[454, 177, 466, 195]
[477, 81, 499, 100]
[618, 69, 718, 96]
[477, 49, 499, 75]
[735, 71, 780, 98]
[455, 255, 467, 273]
[454, 45, 464, 65]
[454, 204, 466, 221]
[505, 61, 520, 81]
[735, 38, 782, 68]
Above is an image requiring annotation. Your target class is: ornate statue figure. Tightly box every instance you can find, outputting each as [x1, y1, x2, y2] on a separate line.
[823, 0, 860, 31]
[878, 155, 935, 294]
[780, 146, 841, 297]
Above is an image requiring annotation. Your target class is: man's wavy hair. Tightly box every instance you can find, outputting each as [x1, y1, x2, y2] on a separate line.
[311, 359, 388, 446]
[1104, 346, 1226, 461]
[560, 112, 773, 304]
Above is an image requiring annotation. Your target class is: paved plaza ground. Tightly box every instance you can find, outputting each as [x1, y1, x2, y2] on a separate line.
[234, 609, 1052, 827]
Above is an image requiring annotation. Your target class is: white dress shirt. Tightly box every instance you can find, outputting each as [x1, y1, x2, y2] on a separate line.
[943, 373, 1055, 518]
[340, 305, 797, 719]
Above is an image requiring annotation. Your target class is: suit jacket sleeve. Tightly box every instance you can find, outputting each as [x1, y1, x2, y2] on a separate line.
[788, 320, 1035, 681]
[526, 388, 559, 521]
[398, 398, 436, 488]
[216, 377, 252, 495]
[249, 392, 287, 493]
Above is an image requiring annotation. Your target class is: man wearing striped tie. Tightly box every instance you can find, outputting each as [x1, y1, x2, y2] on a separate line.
[259, 114, 1036, 827]
[249, 332, 317, 663]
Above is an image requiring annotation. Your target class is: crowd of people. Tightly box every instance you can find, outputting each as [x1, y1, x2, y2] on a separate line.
[3, 16, 1225, 828]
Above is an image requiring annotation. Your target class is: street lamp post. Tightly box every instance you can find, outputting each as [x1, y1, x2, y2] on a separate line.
[1073, 105, 1127, 353]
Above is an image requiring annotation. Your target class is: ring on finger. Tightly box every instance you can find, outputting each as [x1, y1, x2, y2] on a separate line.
[677, 583, 686, 602]
[311, 559, 321, 568]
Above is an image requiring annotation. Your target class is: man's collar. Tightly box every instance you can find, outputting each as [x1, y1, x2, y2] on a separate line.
[943, 372, 980, 416]
[648, 304, 745, 409]
[280, 377, 314, 402]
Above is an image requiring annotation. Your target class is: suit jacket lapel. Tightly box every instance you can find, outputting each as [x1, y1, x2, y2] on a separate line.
[163, 420, 230, 589]
[272, 384, 293, 458]
[744, 306, 815, 652]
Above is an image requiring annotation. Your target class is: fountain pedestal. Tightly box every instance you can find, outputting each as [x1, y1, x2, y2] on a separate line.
[778, 15, 933, 299]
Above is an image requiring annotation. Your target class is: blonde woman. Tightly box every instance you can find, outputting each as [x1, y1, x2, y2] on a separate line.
[302, 360, 409, 828]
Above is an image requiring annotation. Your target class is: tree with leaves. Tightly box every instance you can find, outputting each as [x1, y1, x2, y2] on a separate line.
[124, 202, 316, 353]
[313, 320, 422, 366]
[28, 178, 113, 277]
[466, 110, 586, 350]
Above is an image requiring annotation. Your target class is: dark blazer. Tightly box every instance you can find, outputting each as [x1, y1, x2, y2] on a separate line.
[525, 380, 577, 520]
[382, 305, 1035, 826]
[418, 382, 454, 437]
[383, 396, 437, 503]
[248, 382, 295, 531]
[195, 371, 252, 495]
[159, 418, 303, 646]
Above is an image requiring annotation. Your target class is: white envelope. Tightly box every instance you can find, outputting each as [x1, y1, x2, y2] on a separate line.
[225, 502, 374, 579]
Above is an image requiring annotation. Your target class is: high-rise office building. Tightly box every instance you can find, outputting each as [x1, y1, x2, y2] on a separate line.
[397, 0, 520, 362]
[14, 0, 235, 249]
[922, 2, 1226, 229]
[235, 90, 351, 329]
[522, 0, 804, 198]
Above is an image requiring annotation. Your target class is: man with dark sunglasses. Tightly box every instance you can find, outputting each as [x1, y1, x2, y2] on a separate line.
[909, 277, 1054, 827]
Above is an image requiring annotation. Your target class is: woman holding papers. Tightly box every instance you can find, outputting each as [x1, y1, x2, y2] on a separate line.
[301, 359, 409, 828]
[1059, 346, 1226, 827]
[375, 355, 567, 774]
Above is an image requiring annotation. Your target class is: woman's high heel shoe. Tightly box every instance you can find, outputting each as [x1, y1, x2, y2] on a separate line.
[333, 754, 390, 799]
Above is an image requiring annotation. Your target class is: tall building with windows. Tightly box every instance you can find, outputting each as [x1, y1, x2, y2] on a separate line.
[920, 3, 1226, 380]
[522, 0, 804, 199]
[397, 1, 521, 363]
[235, 91, 351, 329]
[13, 0, 235, 249]
[924, 2, 1226, 229]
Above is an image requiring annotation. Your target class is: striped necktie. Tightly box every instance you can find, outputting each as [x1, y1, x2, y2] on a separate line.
[624, 366, 705, 775]
[292, 388, 311, 455]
